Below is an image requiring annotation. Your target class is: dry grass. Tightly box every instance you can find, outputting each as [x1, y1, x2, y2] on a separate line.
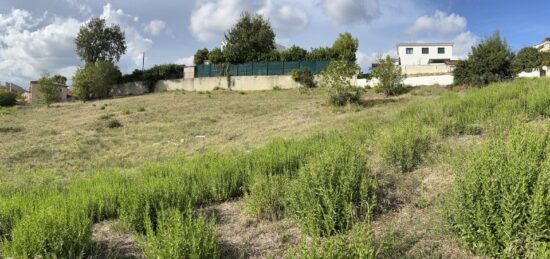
[0, 88, 438, 175]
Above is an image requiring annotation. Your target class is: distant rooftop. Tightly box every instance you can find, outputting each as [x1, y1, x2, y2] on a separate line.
[397, 43, 454, 47]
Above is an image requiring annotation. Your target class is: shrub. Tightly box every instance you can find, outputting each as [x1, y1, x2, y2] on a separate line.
[141, 209, 218, 259]
[243, 174, 289, 220]
[320, 61, 363, 106]
[371, 55, 406, 96]
[107, 119, 122, 128]
[512, 47, 543, 74]
[289, 223, 378, 258]
[73, 61, 122, 101]
[291, 68, 315, 88]
[121, 108, 131, 115]
[287, 144, 377, 237]
[137, 107, 146, 112]
[36, 74, 62, 107]
[380, 121, 433, 173]
[0, 91, 17, 107]
[99, 114, 114, 120]
[453, 31, 515, 86]
[445, 126, 550, 258]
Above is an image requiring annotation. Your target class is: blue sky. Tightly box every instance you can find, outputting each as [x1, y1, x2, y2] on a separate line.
[0, 0, 548, 87]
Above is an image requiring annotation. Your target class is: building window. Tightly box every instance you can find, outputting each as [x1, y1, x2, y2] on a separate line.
[422, 48, 429, 54]
[438, 47, 445, 54]
[406, 48, 413, 54]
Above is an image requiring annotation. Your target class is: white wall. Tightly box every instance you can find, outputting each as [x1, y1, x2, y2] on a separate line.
[397, 44, 453, 66]
[355, 74, 454, 88]
[156, 75, 307, 92]
[518, 67, 549, 78]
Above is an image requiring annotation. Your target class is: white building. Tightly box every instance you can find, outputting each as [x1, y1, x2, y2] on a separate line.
[396, 43, 454, 75]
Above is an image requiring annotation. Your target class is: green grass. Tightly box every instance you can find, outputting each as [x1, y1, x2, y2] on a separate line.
[0, 78, 549, 258]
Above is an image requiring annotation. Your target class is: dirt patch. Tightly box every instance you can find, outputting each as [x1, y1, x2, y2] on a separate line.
[90, 221, 143, 259]
[200, 201, 301, 259]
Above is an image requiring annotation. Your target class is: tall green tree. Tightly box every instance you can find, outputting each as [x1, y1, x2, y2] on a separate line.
[75, 18, 127, 64]
[306, 47, 335, 61]
[512, 47, 543, 73]
[51, 75, 67, 85]
[36, 75, 61, 107]
[332, 32, 359, 62]
[222, 12, 275, 64]
[194, 48, 209, 65]
[280, 45, 307, 61]
[73, 61, 121, 101]
[207, 48, 226, 64]
[453, 31, 515, 86]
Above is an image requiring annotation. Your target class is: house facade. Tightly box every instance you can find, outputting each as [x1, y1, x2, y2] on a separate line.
[396, 43, 454, 75]
[534, 40, 550, 52]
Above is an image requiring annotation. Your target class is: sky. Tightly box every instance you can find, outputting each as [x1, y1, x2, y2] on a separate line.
[0, 0, 548, 88]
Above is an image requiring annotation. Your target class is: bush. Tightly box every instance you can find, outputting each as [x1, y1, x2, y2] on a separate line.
[512, 47, 543, 74]
[243, 174, 289, 220]
[291, 68, 315, 88]
[453, 31, 515, 86]
[107, 119, 122, 128]
[445, 126, 550, 258]
[320, 61, 363, 106]
[371, 55, 406, 96]
[380, 121, 433, 173]
[0, 91, 17, 107]
[73, 61, 122, 101]
[287, 144, 377, 237]
[141, 209, 218, 259]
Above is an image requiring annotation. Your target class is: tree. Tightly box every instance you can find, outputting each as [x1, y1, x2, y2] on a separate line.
[0, 91, 17, 107]
[371, 56, 406, 96]
[332, 32, 359, 62]
[320, 61, 362, 106]
[280, 45, 307, 61]
[223, 12, 275, 64]
[208, 48, 226, 64]
[36, 75, 61, 107]
[73, 61, 121, 101]
[512, 47, 543, 73]
[75, 18, 127, 64]
[306, 47, 334, 61]
[194, 48, 209, 65]
[453, 31, 515, 86]
[51, 75, 67, 85]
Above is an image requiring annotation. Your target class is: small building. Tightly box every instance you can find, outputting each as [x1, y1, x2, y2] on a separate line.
[534, 40, 550, 52]
[29, 81, 70, 103]
[0, 82, 25, 94]
[396, 43, 455, 75]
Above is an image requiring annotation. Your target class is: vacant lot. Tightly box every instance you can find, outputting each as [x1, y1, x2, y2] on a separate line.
[1, 79, 548, 258]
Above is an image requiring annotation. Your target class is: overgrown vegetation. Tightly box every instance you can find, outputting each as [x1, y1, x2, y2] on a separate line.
[36, 74, 62, 107]
[0, 91, 17, 107]
[321, 60, 363, 106]
[371, 55, 407, 96]
[291, 68, 315, 88]
[120, 64, 184, 92]
[73, 61, 122, 101]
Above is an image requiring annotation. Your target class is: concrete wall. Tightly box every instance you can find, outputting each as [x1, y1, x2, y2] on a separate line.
[355, 74, 454, 88]
[401, 64, 453, 75]
[29, 82, 69, 103]
[397, 44, 453, 65]
[156, 75, 304, 92]
[518, 67, 549, 78]
[112, 82, 149, 96]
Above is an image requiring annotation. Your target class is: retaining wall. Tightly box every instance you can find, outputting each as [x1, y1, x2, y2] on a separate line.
[355, 74, 454, 88]
[156, 75, 304, 92]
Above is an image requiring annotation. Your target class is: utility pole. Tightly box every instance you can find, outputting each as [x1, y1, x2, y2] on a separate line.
[142, 52, 145, 71]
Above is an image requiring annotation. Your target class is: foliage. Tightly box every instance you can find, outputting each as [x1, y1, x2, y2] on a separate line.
[120, 64, 184, 92]
[0, 91, 17, 107]
[193, 48, 209, 65]
[332, 32, 359, 62]
[51, 75, 67, 85]
[453, 31, 515, 86]
[75, 18, 127, 64]
[73, 61, 122, 101]
[141, 209, 218, 259]
[107, 119, 122, 128]
[371, 55, 406, 96]
[512, 47, 543, 73]
[280, 45, 307, 61]
[289, 223, 378, 258]
[207, 48, 225, 64]
[36, 75, 62, 107]
[223, 12, 275, 64]
[321, 61, 362, 106]
[291, 68, 315, 88]
[287, 144, 377, 237]
[446, 126, 550, 258]
[306, 47, 335, 61]
[380, 120, 433, 173]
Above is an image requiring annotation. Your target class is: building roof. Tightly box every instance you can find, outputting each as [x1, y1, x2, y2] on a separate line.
[397, 43, 454, 47]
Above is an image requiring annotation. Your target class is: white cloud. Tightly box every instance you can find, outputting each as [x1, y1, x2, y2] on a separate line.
[145, 20, 167, 36]
[406, 10, 466, 38]
[100, 4, 152, 70]
[65, 0, 92, 16]
[189, 0, 309, 42]
[0, 10, 82, 87]
[319, 0, 381, 25]
[406, 10, 477, 59]
[175, 55, 194, 66]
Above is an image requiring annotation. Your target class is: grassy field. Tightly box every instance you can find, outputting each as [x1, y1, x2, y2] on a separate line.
[1, 79, 548, 258]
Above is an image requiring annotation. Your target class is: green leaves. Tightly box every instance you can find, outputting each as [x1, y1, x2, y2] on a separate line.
[75, 18, 127, 64]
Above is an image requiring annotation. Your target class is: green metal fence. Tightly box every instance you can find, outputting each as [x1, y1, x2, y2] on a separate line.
[195, 61, 331, 78]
